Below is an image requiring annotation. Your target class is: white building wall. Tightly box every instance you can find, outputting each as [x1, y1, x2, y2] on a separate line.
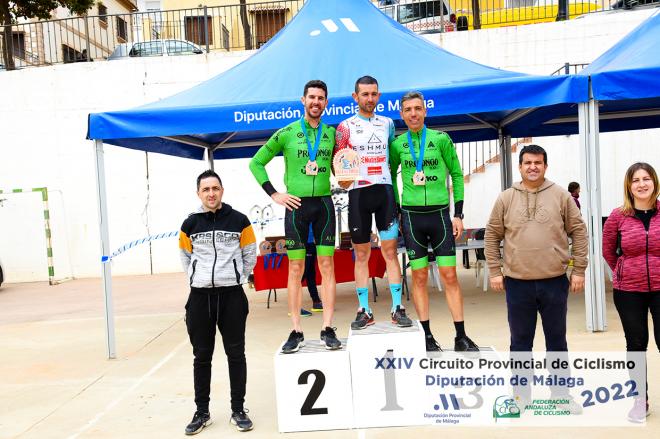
[0, 9, 658, 282]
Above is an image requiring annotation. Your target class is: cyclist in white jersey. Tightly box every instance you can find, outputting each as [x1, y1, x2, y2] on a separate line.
[334, 76, 411, 330]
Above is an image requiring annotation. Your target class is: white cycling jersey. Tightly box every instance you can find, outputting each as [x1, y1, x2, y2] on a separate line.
[335, 113, 395, 190]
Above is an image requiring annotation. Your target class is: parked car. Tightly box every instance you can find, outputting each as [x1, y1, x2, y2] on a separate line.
[108, 39, 204, 60]
[379, 0, 457, 33]
[452, 2, 601, 31]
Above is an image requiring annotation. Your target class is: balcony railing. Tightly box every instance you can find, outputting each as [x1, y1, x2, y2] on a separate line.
[0, 1, 304, 70]
[1, 0, 657, 71]
[378, 0, 660, 33]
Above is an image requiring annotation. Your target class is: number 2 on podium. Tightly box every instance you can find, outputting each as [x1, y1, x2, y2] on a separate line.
[298, 369, 328, 415]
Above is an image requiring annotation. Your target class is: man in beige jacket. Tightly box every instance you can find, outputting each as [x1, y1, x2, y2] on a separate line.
[485, 144, 588, 352]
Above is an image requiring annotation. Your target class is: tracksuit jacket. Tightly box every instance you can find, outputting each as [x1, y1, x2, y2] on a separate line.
[179, 204, 257, 287]
[603, 201, 660, 292]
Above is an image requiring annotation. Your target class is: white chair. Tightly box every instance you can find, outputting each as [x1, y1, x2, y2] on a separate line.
[475, 259, 488, 292]
[428, 262, 443, 291]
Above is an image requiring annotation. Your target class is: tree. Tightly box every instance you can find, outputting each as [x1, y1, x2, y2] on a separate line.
[1, 0, 94, 70]
[239, 0, 252, 50]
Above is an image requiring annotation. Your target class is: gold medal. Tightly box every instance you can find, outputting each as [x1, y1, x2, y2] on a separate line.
[305, 160, 318, 176]
[413, 170, 426, 186]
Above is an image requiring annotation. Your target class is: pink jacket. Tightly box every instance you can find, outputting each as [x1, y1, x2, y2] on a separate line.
[602, 201, 660, 292]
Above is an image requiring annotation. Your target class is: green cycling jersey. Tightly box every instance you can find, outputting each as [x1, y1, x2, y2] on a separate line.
[249, 119, 336, 198]
[389, 128, 464, 207]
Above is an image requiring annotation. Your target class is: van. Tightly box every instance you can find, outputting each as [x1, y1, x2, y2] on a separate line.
[453, 2, 601, 30]
[378, 0, 457, 33]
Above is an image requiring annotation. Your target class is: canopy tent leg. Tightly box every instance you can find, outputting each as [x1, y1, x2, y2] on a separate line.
[206, 148, 215, 170]
[499, 132, 513, 190]
[578, 98, 607, 332]
[93, 139, 117, 359]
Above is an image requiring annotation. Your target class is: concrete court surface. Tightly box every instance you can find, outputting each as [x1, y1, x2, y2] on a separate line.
[0, 269, 658, 439]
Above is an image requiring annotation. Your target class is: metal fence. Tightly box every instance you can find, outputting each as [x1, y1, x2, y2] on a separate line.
[0, 1, 304, 70]
[1, 0, 658, 71]
[378, 0, 659, 33]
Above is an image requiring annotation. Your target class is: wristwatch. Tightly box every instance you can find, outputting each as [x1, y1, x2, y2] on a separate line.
[454, 213, 464, 220]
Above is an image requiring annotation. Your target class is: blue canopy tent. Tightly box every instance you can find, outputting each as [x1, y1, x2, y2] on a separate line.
[88, 0, 591, 358]
[88, 0, 587, 159]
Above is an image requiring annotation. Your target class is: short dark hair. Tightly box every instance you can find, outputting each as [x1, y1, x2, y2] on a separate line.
[303, 80, 327, 98]
[518, 144, 547, 165]
[400, 90, 424, 108]
[354, 75, 378, 93]
[568, 182, 580, 193]
[196, 169, 222, 190]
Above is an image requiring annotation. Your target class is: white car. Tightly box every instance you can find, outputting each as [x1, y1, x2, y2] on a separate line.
[107, 39, 204, 60]
[379, 0, 456, 33]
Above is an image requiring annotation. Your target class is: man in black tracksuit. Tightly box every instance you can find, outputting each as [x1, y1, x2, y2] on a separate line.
[179, 170, 257, 435]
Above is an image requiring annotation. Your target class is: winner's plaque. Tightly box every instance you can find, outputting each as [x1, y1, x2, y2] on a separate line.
[333, 148, 360, 181]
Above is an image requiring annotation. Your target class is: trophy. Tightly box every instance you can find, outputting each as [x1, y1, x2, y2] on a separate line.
[333, 148, 360, 181]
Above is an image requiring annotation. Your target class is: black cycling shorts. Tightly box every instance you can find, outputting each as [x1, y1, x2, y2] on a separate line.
[284, 196, 335, 259]
[401, 204, 456, 269]
[348, 184, 398, 244]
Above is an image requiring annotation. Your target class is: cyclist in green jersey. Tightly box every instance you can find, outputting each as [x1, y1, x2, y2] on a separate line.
[249, 80, 341, 353]
[390, 91, 479, 353]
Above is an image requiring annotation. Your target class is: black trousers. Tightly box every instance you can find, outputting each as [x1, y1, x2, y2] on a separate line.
[613, 290, 660, 401]
[613, 290, 660, 352]
[186, 285, 249, 413]
[505, 275, 571, 400]
[505, 275, 569, 351]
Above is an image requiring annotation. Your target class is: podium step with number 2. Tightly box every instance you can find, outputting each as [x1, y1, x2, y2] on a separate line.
[274, 322, 427, 432]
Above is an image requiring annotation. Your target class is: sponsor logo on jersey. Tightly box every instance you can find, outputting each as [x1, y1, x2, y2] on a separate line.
[368, 133, 383, 144]
[191, 231, 240, 244]
[367, 166, 382, 176]
[361, 156, 387, 164]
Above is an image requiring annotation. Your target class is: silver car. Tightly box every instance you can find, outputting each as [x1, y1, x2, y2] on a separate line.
[108, 39, 204, 60]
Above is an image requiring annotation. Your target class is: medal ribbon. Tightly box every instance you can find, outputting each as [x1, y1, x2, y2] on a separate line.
[300, 118, 323, 162]
[407, 125, 427, 172]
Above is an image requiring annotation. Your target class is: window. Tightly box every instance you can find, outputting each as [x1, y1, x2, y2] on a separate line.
[98, 3, 108, 24]
[221, 24, 229, 51]
[165, 40, 199, 55]
[12, 32, 26, 59]
[254, 11, 285, 48]
[129, 41, 163, 57]
[116, 16, 128, 41]
[381, 6, 395, 20]
[185, 16, 213, 46]
[62, 44, 82, 63]
[145, 2, 163, 39]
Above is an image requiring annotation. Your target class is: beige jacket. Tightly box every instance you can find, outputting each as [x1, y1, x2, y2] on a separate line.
[484, 179, 588, 280]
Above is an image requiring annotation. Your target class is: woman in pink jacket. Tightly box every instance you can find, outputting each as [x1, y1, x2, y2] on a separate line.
[603, 162, 660, 423]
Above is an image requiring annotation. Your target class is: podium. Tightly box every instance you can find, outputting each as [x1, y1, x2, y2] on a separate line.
[348, 322, 427, 428]
[275, 335, 643, 429]
[274, 322, 430, 432]
[274, 338, 353, 432]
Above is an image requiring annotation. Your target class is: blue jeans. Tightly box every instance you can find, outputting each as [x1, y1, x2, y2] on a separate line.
[505, 275, 569, 352]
